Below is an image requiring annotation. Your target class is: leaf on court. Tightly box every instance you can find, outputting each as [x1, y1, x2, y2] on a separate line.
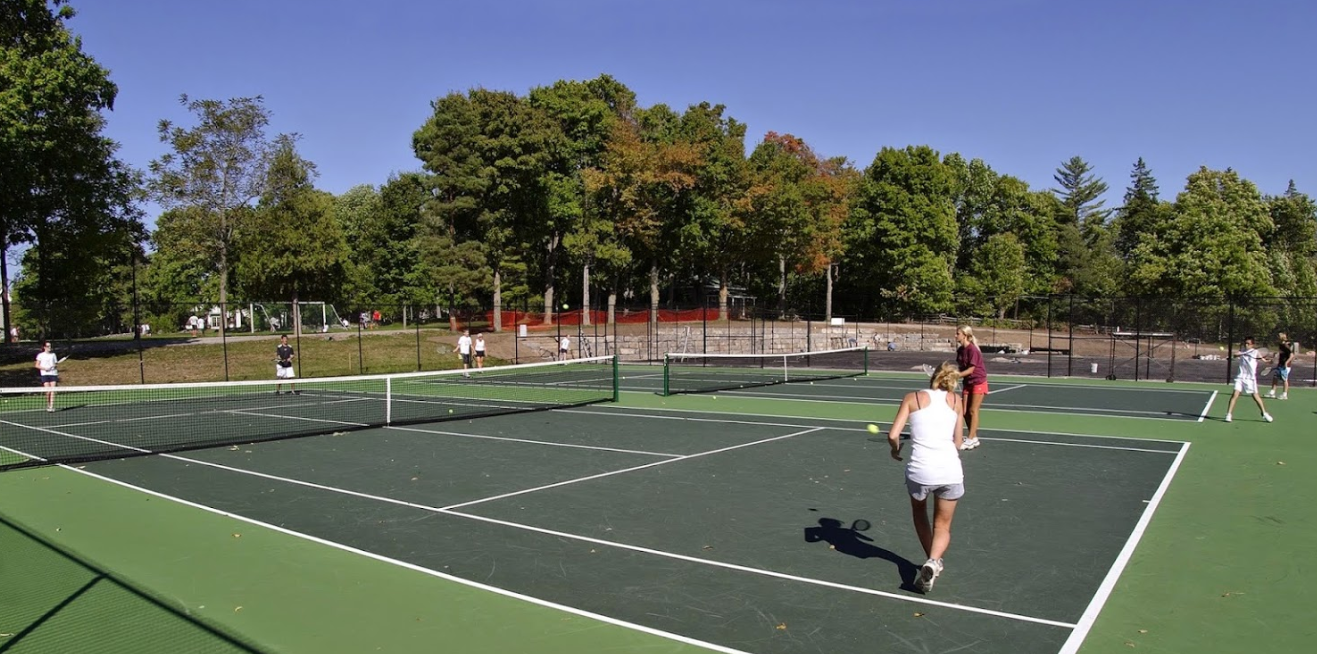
[1221, 591, 1245, 597]
[410, 477, 418, 481]
[702, 545, 714, 550]
[775, 623, 787, 630]
[232, 533, 241, 539]
[234, 606, 243, 613]
[1138, 629, 1148, 634]
[1277, 461, 1285, 465]
[1125, 641, 1136, 647]
[229, 445, 239, 451]
[913, 612, 924, 618]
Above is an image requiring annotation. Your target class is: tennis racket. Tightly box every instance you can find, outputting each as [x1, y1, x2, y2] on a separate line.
[57, 356, 69, 364]
[920, 363, 935, 376]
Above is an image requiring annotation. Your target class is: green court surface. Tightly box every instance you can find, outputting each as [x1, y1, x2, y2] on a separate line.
[1, 373, 1313, 653]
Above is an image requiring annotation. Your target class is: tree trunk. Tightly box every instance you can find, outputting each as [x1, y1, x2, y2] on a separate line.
[581, 261, 591, 327]
[608, 276, 618, 326]
[217, 211, 228, 340]
[492, 267, 502, 332]
[825, 263, 835, 324]
[542, 231, 560, 325]
[292, 292, 301, 338]
[719, 270, 729, 322]
[1, 245, 11, 344]
[649, 261, 660, 333]
[778, 255, 787, 318]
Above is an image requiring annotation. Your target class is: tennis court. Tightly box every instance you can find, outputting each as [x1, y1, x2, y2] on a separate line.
[0, 355, 1309, 654]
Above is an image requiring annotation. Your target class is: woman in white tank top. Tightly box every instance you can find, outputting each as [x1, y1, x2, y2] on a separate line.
[885, 362, 966, 593]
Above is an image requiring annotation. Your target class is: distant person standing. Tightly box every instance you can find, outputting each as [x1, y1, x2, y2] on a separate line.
[274, 335, 298, 395]
[954, 326, 987, 450]
[1225, 337, 1272, 423]
[1266, 333, 1297, 400]
[454, 329, 473, 377]
[34, 341, 60, 412]
[474, 332, 487, 369]
[559, 334, 571, 360]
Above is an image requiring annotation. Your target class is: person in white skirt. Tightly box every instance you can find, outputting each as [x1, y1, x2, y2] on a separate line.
[886, 361, 966, 593]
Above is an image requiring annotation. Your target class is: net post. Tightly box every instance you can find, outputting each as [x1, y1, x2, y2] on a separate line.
[863, 346, 869, 375]
[612, 355, 620, 403]
[782, 354, 788, 382]
[385, 376, 392, 425]
[662, 354, 670, 396]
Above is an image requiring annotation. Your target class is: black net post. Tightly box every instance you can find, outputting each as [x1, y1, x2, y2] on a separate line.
[221, 302, 230, 382]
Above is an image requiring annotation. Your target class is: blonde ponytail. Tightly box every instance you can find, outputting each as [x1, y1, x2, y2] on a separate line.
[957, 325, 978, 346]
[931, 361, 959, 392]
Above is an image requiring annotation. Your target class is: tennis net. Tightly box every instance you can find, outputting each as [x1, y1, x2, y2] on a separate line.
[662, 347, 868, 396]
[0, 356, 618, 471]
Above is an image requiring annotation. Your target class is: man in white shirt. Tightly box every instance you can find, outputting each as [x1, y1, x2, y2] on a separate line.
[1225, 337, 1273, 423]
[559, 335, 571, 360]
[454, 329, 473, 377]
[34, 341, 59, 412]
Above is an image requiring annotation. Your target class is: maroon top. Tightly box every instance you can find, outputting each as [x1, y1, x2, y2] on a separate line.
[957, 343, 987, 386]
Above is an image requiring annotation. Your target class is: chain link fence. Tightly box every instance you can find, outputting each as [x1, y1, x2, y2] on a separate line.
[3, 295, 1313, 387]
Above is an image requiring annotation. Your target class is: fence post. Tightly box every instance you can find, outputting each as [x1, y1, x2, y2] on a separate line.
[1067, 295, 1074, 377]
[1046, 295, 1053, 378]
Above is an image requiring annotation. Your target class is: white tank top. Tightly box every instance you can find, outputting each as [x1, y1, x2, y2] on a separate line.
[905, 389, 964, 486]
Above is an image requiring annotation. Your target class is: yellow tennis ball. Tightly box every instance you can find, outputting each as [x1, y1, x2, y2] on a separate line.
[867, 424, 879, 435]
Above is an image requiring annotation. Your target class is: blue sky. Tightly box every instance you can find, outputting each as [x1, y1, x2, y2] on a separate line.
[70, 0, 1315, 225]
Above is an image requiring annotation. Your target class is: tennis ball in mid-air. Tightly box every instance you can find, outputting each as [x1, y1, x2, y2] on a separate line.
[867, 424, 880, 435]
[448, 409, 454, 414]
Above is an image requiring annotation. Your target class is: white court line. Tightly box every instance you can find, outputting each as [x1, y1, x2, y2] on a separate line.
[989, 384, 1027, 395]
[1058, 441, 1192, 654]
[1197, 391, 1218, 423]
[558, 408, 1183, 454]
[673, 388, 1203, 421]
[47, 463, 757, 654]
[440, 427, 824, 511]
[563, 406, 1190, 446]
[386, 424, 680, 458]
[5, 428, 1074, 630]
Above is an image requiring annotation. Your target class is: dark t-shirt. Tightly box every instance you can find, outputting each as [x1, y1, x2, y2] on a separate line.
[957, 343, 986, 386]
[276, 344, 294, 365]
[1278, 341, 1294, 367]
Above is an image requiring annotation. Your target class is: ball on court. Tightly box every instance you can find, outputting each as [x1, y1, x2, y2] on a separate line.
[866, 424, 879, 435]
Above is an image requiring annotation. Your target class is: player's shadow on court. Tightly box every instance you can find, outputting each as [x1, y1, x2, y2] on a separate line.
[804, 518, 920, 589]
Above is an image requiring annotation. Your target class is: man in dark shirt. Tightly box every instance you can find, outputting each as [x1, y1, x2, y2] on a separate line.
[275, 334, 298, 395]
[1267, 332, 1297, 400]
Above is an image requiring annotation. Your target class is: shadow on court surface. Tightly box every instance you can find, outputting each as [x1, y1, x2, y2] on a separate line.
[804, 516, 920, 589]
[0, 514, 263, 654]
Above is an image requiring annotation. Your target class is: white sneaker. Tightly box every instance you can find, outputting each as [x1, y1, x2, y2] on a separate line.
[1280, 393, 1288, 400]
[959, 437, 981, 451]
[1224, 413, 1232, 423]
[1264, 413, 1274, 423]
[1266, 391, 1276, 398]
[917, 558, 944, 592]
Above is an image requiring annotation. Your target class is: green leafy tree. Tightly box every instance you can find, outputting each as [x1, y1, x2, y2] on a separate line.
[846, 145, 958, 317]
[1128, 167, 1275, 298]
[948, 155, 1059, 299]
[1052, 156, 1118, 295]
[235, 135, 347, 335]
[532, 75, 638, 324]
[673, 102, 750, 320]
[1265, 181, 1317, 298]
[959, 233, 1027, 318]
[331, 184, 383, 309]
[1, 0, 142, 338]
[148, 95, 279, 336]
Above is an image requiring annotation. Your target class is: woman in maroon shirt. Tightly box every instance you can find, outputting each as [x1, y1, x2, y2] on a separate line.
[954, 326, 987, 450]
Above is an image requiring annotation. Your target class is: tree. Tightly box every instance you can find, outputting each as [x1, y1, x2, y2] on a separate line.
[1265, 181, 1317, 298]
[1052, 155, 1110, 228]
[846, 146, 958, 317]
[1128, 167, 1275, 298]
[960, 233, 1027, 318]
[148, 95, 278, 336]
[1052, 156, 1118, 294]
[673, 102, 750, 321]
[1, 0, 142, 339]
[234, 135, 347, 335]
[331, 184, 383, 309]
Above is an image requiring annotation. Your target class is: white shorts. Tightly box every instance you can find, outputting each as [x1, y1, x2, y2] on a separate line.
[1233, 376, 1257, 395]
[906, 477, 965, 501]
[276, 365, 295, 380]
